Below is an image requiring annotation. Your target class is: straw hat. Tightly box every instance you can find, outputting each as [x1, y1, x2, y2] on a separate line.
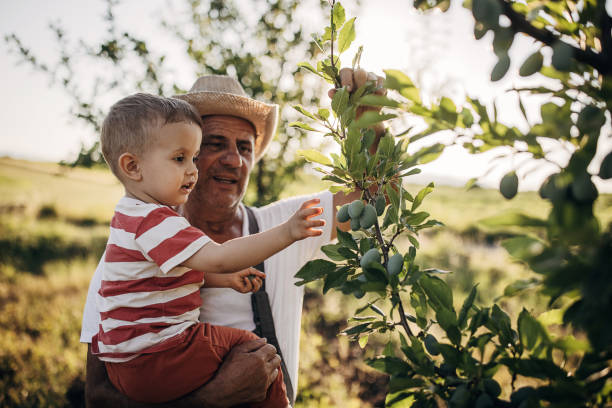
[174, 75, 279, 162]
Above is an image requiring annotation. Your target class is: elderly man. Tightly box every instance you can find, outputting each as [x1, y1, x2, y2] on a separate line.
[82, 70, 384, 406]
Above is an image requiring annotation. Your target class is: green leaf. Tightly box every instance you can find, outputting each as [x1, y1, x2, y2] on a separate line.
[331, 87, 349, 116]
[517, 308, 544, 350]
[472, 0, 502, 27]
[295, 259, 337, 285]
[293, 104, 317, 121]
[297, 149, 331, 166]
[405, 211, 429, 226]
[537, 309, 564, 326]
[384, 69, 421, 103]
[298, 61, 323, 77]
[458, 284, 478, 328]
[576, 105, 605, 136]
[499, 171, 518, 199]
[502, 278, 540, 297]
[519, 51, 544, 76]
[332, 2, 346, 28]
[337, 17, 356, 54]
[420, 274, 453, 310]
[501, 236, 544, 261]
[412, 182, 434, 211]
[388, 376, 426, 393]
[492, 28, 514, 55]
[342, 322, 371, 336]
[407, 234, 420, 249]
[366, 356, 411, 375]
[289, 121, 317, 132]
[490, 305, 513, 345]
[323, 266, 351, 294]
[461, 108, 474, 127]
[500, 357, 567, 380]
[336, 228, 359, 251]
[370, 304, 385, 317]
[352, 111, 396, 129]
[317, 108, 330, 121]
[599, 151, 612, 179]
[551, 41, 573, 71]
[321, 243, 349, 261]
[491, 53, 510, 82]
[358, 335, 369, 348]
[359, 94, 401, 108]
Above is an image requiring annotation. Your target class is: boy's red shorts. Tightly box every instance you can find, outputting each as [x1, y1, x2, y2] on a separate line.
[105, 322, 288, 407]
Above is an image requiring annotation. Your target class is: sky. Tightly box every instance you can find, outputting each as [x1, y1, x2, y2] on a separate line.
[1, 0, 611, 192]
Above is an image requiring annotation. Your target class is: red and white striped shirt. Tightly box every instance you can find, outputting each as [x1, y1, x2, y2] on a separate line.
[91, 197, 210, 362]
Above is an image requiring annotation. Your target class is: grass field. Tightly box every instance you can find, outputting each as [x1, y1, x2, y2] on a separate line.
[1, 157, 610, 407]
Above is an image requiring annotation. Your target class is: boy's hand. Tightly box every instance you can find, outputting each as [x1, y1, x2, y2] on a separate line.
[228, 268, 266, 293]
[287, 198, 325, 241]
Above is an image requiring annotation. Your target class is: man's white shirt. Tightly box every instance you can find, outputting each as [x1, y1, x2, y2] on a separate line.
[81, 190, 334, 389]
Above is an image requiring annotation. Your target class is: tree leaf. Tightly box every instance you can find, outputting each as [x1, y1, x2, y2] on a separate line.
[384, 69, 421, 103]
[293, 104, 317, 121]
[458, 284, 478, 328]
[472, 0, 502, 27]
[297, 149, 331, 166]
[332, 2, 346, 28]
[352, 111, 396, 129]
[518, 308, 544, 350]
[551, 41, 573, 71]
[412, 182, 434, 211]
[359, 94, 401, 108]
[599, 151, 612, 179]
[337, 17, 356, 54]
[501, 236, 544, 261]
[491, 53, 510, 82]
[298, 61, 323, 77]
[331, 87, 349, 116]
[576, 105, 605, 136]
[294, 259, 337, 285]
[500, 357, 567, 380]
[358, 335, 369, 348]
[289, 121, 317, 132]
[388, 376, 426, 393]
[502, 278, 540, 297]
[420, 274, 453, 310]
[336, 228, 359, 251]
[519, 51, 543, 77]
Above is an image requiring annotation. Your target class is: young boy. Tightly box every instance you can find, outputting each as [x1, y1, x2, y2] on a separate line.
[91, 93, 324, 406]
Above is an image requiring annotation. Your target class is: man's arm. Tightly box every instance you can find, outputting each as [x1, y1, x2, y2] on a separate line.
[86, 338, 281, 407]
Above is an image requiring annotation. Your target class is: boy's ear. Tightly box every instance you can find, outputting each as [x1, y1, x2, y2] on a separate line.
[118, 152, 142, 181]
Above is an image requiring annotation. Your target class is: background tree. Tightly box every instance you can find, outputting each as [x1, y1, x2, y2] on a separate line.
[295, 0, 611, 406]
[5, 0, 332, 206]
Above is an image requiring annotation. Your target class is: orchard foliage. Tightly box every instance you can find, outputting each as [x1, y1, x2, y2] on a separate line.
[4, 0, 329, 206]
[295, 1, 611, 406]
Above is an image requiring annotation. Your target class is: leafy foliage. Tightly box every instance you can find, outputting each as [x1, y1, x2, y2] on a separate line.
[295, 1, 611, 406]
[4, 0, 330, 206]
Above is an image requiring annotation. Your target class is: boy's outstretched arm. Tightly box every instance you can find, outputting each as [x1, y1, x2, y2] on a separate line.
[183, 198, 324, 274]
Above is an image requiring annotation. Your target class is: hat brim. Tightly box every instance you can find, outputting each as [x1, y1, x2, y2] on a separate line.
[174, 91, 278, 162]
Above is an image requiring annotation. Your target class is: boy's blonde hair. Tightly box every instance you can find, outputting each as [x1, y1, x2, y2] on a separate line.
[101, 93, 203, 178]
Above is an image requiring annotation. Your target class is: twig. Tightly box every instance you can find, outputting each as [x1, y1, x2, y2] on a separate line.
[498, 0, 612, 74]
[397, 299, 414, 337]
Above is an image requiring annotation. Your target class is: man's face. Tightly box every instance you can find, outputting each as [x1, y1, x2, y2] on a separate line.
[190, 115, 256, 210]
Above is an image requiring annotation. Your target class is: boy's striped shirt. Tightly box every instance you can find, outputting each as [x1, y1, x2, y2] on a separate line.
[92, 197, 210, 362]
